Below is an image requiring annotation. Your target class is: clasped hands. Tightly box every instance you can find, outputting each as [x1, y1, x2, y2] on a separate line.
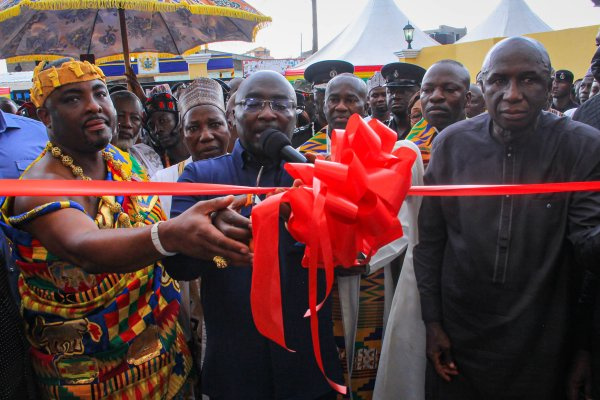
[160, 191, 292, 267]
[160, 151, 367, 274]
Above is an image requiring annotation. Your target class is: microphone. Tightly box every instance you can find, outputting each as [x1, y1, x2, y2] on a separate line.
[259, 128, 308, 163]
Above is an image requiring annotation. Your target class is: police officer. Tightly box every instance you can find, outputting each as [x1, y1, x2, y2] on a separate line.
[551, 69, 578, 113]
[381, 62, 426, 139]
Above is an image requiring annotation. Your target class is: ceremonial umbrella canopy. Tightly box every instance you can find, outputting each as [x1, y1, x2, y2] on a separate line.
[0, 0, 271, 65]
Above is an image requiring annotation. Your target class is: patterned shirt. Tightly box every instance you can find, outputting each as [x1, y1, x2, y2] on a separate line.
[405, 118, 439, 166]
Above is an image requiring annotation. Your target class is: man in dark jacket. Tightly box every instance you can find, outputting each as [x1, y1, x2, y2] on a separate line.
[415, 36, 600, 400]
[166, 71, 343, 400]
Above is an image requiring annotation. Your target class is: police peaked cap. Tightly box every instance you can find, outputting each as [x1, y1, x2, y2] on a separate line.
[554, 69, 574, 84]
[381, 62, 426, 87]
[304, 60, 355, 86]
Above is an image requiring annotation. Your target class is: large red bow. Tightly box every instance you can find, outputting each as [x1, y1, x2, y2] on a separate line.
[251, 115, 416, 393]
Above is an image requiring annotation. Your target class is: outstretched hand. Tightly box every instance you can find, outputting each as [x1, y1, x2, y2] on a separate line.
[213, 195, 253, 246]
[162, 195, 253, 266]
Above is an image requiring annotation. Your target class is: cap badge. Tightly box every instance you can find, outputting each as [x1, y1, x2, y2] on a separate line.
[558, 72, 566, 80]
[393, 69, 399, 78]
[330, 68, 338, 78]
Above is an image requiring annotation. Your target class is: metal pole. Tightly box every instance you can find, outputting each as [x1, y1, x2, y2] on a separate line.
[311, 0, 318, 54]
[118, 8, 132, 89]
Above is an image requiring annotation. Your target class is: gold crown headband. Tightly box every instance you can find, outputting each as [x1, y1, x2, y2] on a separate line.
[31, 59, 106, 108]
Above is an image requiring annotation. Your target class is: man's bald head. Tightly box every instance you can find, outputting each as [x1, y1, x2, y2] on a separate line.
[236, 71, 295, 103]
[325, 73, 367, 99]
[424, 60, 471, 90]
[419, 60, 471, 131]
[323, 73, 368, 132]
[481, 37, 552, 84]
[481, 36, 552, 133]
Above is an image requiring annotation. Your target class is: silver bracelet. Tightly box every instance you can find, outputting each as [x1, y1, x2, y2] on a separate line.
[151, 221, 177, 256]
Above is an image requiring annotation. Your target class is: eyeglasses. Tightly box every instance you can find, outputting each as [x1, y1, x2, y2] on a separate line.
[236, 98, 295, 113]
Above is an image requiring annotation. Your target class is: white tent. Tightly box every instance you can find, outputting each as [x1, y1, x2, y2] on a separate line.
[458, 0, 552, 43]
[289, 0, 438, 72]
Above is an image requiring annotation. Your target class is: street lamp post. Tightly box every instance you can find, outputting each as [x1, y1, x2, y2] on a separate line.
[403, 22, 415, 50]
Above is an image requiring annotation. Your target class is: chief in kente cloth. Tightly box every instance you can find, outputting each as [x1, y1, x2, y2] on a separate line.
[381, 62, 426, 140]
[0, 58, 250, 399]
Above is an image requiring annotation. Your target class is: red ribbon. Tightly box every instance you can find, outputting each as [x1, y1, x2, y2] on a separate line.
[252, 116, 416, 394]
[0, 180, 276, 197]
[3, 179, 600, 198]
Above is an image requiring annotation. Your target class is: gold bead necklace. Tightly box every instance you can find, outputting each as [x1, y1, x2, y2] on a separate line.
[46, 141, 132, 181]
[45, 142, 143, 227]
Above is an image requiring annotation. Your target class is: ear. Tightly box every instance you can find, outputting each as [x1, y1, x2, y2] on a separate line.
[36, 107, 52, 129]
[465, 90, 472, 107]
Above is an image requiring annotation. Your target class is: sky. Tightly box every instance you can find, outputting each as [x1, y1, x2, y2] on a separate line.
[209, 0, 600, 58]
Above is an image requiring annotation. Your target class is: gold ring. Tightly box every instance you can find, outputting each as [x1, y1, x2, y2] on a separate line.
[213, 256, 228, 269]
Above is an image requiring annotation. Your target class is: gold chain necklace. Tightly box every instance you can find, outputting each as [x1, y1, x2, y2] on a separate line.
[45, 142, 144, 227]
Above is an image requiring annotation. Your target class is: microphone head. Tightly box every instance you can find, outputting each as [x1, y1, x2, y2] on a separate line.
[259, 128, 292, 160]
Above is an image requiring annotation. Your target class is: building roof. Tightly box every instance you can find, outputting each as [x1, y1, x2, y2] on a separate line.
[458, 0, 552, 43]
[289, 0, 438, 72]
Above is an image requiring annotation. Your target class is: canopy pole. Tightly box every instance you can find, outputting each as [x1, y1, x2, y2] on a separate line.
[311, 0, 318, 53]
[118, 8, 132, 90]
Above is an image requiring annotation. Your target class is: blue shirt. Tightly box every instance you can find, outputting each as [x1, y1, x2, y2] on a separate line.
[166, 141, 342, 400]
[0, 111, 47, 179]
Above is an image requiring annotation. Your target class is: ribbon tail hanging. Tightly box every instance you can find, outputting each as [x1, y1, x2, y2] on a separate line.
[250, 192, 294, 352]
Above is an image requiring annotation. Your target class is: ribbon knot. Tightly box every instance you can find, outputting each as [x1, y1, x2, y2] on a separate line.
[250, 114, 416, 393]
